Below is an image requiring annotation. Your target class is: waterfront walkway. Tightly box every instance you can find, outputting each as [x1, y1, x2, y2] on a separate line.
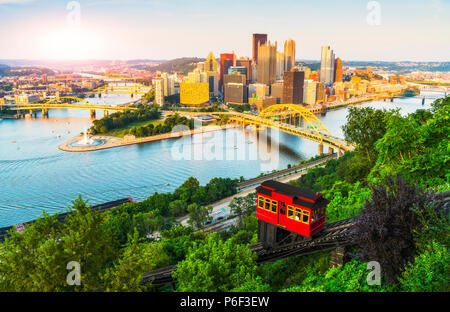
[59, 124, 236, 152]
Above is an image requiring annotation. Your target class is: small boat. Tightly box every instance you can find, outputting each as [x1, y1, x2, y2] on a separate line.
[234, 146, 238, 149]
[166, 183, 170, 186]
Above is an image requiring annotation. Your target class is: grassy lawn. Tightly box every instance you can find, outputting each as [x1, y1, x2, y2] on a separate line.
[102, 119, 164, 138]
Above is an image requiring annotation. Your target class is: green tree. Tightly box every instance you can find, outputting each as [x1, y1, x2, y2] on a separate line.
[0, 195, 116, 292]
[173, 233, 258, 291]
[102, 229, 169, 292]
[229, 193, 257, 225]
[342, 107, 395, 163]
[187, 203, 213, 229]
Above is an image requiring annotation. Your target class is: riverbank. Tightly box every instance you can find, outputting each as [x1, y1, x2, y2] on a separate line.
[59, 124, 236, 152]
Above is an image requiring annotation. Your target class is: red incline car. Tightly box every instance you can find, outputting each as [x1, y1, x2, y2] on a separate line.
[256, 180, 329, 238]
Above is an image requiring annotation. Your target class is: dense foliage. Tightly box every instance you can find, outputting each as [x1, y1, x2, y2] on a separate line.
[172, 233, 258, 292]
[129, 113, 194, 138]
[91, 106, 160, 134]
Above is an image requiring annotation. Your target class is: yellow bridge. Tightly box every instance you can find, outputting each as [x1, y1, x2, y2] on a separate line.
[89, 84, 153, 96]
[180, 104, 356, 155]
[9, 96, 137, 118]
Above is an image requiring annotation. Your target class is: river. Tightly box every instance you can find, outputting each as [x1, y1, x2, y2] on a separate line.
[0, 92, 441, 227]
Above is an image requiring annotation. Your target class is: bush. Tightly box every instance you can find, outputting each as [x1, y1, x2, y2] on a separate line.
[351, 174, 442, 283]
[399, 241, 449, 292]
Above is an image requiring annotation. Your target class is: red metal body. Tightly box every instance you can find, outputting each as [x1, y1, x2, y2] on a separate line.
[256, 180, 328, 237]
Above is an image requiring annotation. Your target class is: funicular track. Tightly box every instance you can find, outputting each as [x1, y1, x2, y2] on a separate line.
[140, 217, 355, 286]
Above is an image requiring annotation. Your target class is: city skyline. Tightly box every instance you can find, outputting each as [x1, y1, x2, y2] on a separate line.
[0, 0, 449, 62]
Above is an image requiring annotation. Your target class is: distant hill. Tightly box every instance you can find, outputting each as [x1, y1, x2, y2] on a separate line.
[0, 64, 10, 76]
[146, 57, 206, 75]
[0, 66, 54, 77]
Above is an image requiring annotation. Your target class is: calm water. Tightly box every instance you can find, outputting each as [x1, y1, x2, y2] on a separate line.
[0, 93, 439, 227]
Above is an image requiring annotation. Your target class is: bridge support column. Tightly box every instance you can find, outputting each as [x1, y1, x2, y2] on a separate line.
[318, 144, 324, 156]
[337, 148, 343, 158]
[90, 109, 96, 119]
[330, 246, 347, 268]
[328, 147, 334, 155]
[42, 108, 48, 118]
[105, 110, 109, 117]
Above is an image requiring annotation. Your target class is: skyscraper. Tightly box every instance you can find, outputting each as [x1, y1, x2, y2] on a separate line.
[220, 53, 236, 91]
[334, 57, 343, 83]
[284, 39, 296, 72]
[237, 57, 252, 82]
[153, 77, 164, 106]
[252, 34, 267, 63]
[303, 79, 317, 105]
[257, 41, 277, 86]
[282, 71, 304, 104]
[276, 52, 285, 81]
[320, 46, 335, 85]
[204, 51, 219, 72]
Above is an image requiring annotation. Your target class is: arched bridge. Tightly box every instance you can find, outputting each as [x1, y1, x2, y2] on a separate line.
[182, 104, 356, 155]
[9, 96, 137, 118]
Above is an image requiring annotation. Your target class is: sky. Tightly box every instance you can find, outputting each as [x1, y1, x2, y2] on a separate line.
[0, 0, 449, 62]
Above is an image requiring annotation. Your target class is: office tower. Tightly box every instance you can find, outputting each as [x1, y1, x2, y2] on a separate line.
[257, 41, 277, 85]
[206, 72, 219, 97]
[320, 46, 335, 85]
[316, 82, 325, 104]
[282, 71, 304, 104]
[236, 57, 252, 82]
[205, 51, 219, 72]
[187, 68, 208, 83]
[276, 52, 285, 81]
[284, 39, 296, 72]
[303, 79, 317, 105]
[41, 74, 47, 84]
[228, 66, 247, 77]
[335, 57, 343, 83]
[180, 82, 210, 106]
[271, 82, 284, 104]
[220, 53, 236, 91]
[252, 33, 267, 63]
[224, 83, 247, 104]
[224, 72, 246, 86]
[153, 77, 165, 106]
[248, 83, 270, 99]
[251, 61, 258, 82]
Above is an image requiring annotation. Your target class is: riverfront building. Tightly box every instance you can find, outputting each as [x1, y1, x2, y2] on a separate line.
[153, 77, 165, 106]
[283, 71, 304, 105]
[180, 82, 210, 106]
[257, 42, 277, 86]
[220, 53, 236, 91]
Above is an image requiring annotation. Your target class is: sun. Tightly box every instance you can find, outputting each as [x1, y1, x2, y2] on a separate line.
[39, 27, 103, 60]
